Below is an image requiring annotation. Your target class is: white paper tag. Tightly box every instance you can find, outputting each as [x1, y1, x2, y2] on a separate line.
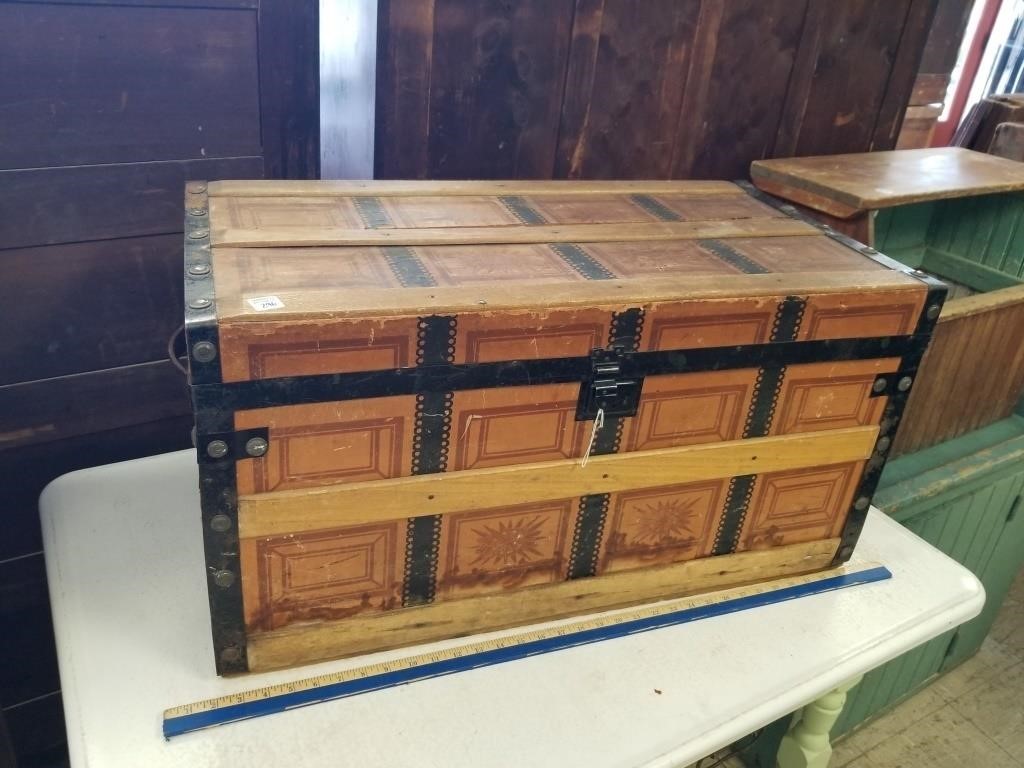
[246, 295, 285, 312]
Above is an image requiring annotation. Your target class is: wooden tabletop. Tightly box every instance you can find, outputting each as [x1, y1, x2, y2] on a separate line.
[751, 147, 1024, 219]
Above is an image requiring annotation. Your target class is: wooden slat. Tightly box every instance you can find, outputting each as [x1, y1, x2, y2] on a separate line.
[207, 179, 745, 197]
[752, 148, 1024, 219]
[211, 217, 818, 248]
[0, 235, 183, 385]
[922, 248, 1024, 292]
[214, 270, 920, 321]
[893, 293, 1024, 456]
[245, 537, 840, 671]
[238, 426, 878, 538]
[0, 360, 191, 451]
[0, 157, 263, 251]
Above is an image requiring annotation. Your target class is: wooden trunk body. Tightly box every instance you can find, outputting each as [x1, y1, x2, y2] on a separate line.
[183, 180, 944, 674]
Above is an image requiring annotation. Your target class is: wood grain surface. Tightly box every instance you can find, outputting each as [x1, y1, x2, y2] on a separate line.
[237, 426, 879, 537]
[244, 537, 840, 670]
[374, 0, 935, 180]
[751, 148, 1024, 218]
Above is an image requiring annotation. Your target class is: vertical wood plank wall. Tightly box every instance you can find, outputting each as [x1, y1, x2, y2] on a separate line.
[0, 0, 317, 762]
[374, 0, 939, 180]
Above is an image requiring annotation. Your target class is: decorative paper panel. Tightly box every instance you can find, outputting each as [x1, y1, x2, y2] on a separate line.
[771, 358, 899, 436]
[624, 370, 759, 450]
[240, 520, 407, 631]
[235, 395, 416, 494]
[739, 462, 860, 551]
[599, 480, 726, 574]
[435, 500, 578, 599]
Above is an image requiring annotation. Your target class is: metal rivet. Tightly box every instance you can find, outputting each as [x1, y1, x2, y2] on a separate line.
[188, 263, 211, 276]
[926, 304, 941, 320]
[897, 375, 913, 392]
[220, 646, 241, 663]
[839, 545, 855, 560]
[854, 496, 870, 512]
[872, 377, 887, 394]
[206, 439, 229, 459]
[213, 570, 236, 588]
[188, 228, 209, 240]
[245, 436, 269, 457]
[210, 514, 232, 533]
[913, 268, 926, 276]
[477, 299, 487, 305]
[188, 297, 211, 310]
[192, 340, 217, 363]
[862, 247, 878, 255]
[187, 207, 208, 216]
[876, 436, 891, 453]
[188, 182, 208, 194]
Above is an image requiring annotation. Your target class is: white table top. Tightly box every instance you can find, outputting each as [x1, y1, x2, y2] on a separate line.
[41, 450, 984, 768]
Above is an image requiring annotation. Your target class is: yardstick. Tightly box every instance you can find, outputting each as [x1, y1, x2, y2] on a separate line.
[164, 563, 890, 738]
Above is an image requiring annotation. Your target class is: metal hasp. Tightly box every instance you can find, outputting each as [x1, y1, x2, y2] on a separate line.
[576, 348, 644, 420]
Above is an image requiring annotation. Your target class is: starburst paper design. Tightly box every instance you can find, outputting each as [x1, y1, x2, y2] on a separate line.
[632, 497, 697, 545]
[470, 516, 547, 567]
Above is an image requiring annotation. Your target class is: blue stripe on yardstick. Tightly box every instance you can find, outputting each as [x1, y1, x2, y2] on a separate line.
[163, 565, 891, 738]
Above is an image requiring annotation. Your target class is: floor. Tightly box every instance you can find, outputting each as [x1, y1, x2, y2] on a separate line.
[694, 566, 1024, 768]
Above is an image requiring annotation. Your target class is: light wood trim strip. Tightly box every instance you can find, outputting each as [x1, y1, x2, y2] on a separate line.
[214, 272, 922, 321]
[245, 538, 840, 671]
[211, 218, 819, 248]
[237, 427, 878, 538]
[937, 283, 1024, 322]
[207, 179, 745, 198]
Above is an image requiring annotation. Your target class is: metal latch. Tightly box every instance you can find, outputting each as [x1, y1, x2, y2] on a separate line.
[576, 348, 644, 420]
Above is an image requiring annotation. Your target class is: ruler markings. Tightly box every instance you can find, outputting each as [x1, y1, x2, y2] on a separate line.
[164, 564, 891, 738]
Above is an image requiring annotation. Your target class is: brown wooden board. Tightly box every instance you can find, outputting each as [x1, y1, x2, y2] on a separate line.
[184, 179, 943, 674]
[0, 3, 261, 170]
[751, 148, 1024, 219]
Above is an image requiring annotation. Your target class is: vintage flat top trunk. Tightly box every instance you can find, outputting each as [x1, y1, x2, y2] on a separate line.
[183, 180, 945, 674]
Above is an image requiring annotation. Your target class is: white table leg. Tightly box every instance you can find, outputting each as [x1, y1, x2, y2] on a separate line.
[776, 675, 863, 768]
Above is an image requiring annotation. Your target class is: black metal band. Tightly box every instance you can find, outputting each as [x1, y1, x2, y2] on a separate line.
[566, 308, 644, 579]
[712, 475, 757, 557]
[403, 316, 457, 606]
[192, 334, 920, 417]
[567, 494, 611, 579]
[699, 239, 769, 275]
[551, 243, 615, 280]
[183, 194, 223, 385]
[832, 279, 948, 565]
[631, 193, 680, 221]
[712, 297, 805, 554]
[353, 196, 392, 228]
[383, 246, 437, 288]
[499, 195, 546, 224]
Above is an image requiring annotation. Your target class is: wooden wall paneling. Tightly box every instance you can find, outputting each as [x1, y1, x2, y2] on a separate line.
[870, 0, 941, 150]
[773, 0, 922, 158]
[0, 554, 59, 707]
[0, 157, 263, 251]
[671, 0, 809, 179]
[0, 2, 261, 170]
[425, 0, 576, 179]
[552, 0, 604, 179]
[0, 361, 191, 452]
[554, 0, 702, 179]
[375, 0, 436, 179]
[1, 235, 183, 384]
[2, 691, 66, 766]
[0, 415, 194, 562]
[918, 0, 973, 78]
[258, 0, 320, 180]
[19, 0, 255, 6]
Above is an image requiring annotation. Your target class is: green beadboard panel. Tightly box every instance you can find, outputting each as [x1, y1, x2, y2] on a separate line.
[876, 193, 1024, 287]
